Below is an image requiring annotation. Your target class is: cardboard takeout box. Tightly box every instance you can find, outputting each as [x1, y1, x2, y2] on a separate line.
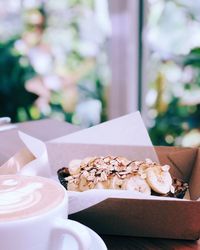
[65, 145, 200, 240]
[1, 114, 200, 240]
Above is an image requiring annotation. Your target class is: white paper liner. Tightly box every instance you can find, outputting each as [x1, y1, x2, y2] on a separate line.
[67, 189, 186, 215]
[1, 112, 188, 215]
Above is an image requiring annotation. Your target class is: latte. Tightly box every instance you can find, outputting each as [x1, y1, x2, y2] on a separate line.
[0, 175, 65, 221]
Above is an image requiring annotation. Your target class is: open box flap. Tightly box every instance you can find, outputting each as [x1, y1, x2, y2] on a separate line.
[0, 148, 35, 175]
[189, 148, 200, 200]
[0, 119, 79, 166]
[167, 148, 197, 181]
[0, 120, 79, 175]
[155, 147, 197, 182]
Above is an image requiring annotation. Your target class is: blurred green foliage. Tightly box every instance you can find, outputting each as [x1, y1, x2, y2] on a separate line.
[0, 0, 110, 126]
[149, 48, 200, 146]
[0, 39, 37, 122]
[147, 0, 200, 147]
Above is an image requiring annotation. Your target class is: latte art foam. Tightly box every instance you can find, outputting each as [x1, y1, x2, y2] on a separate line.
[0, 182, 43, 214]
[0, 175, 65, 221]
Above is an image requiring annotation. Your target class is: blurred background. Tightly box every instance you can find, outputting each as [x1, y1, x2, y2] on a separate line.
[0, 0, 200, 147]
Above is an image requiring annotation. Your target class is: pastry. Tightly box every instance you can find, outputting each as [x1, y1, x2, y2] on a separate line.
[57, 156, 189, 199]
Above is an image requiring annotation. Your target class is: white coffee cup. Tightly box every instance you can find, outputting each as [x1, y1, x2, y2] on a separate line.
[0, 175, 91, 250]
